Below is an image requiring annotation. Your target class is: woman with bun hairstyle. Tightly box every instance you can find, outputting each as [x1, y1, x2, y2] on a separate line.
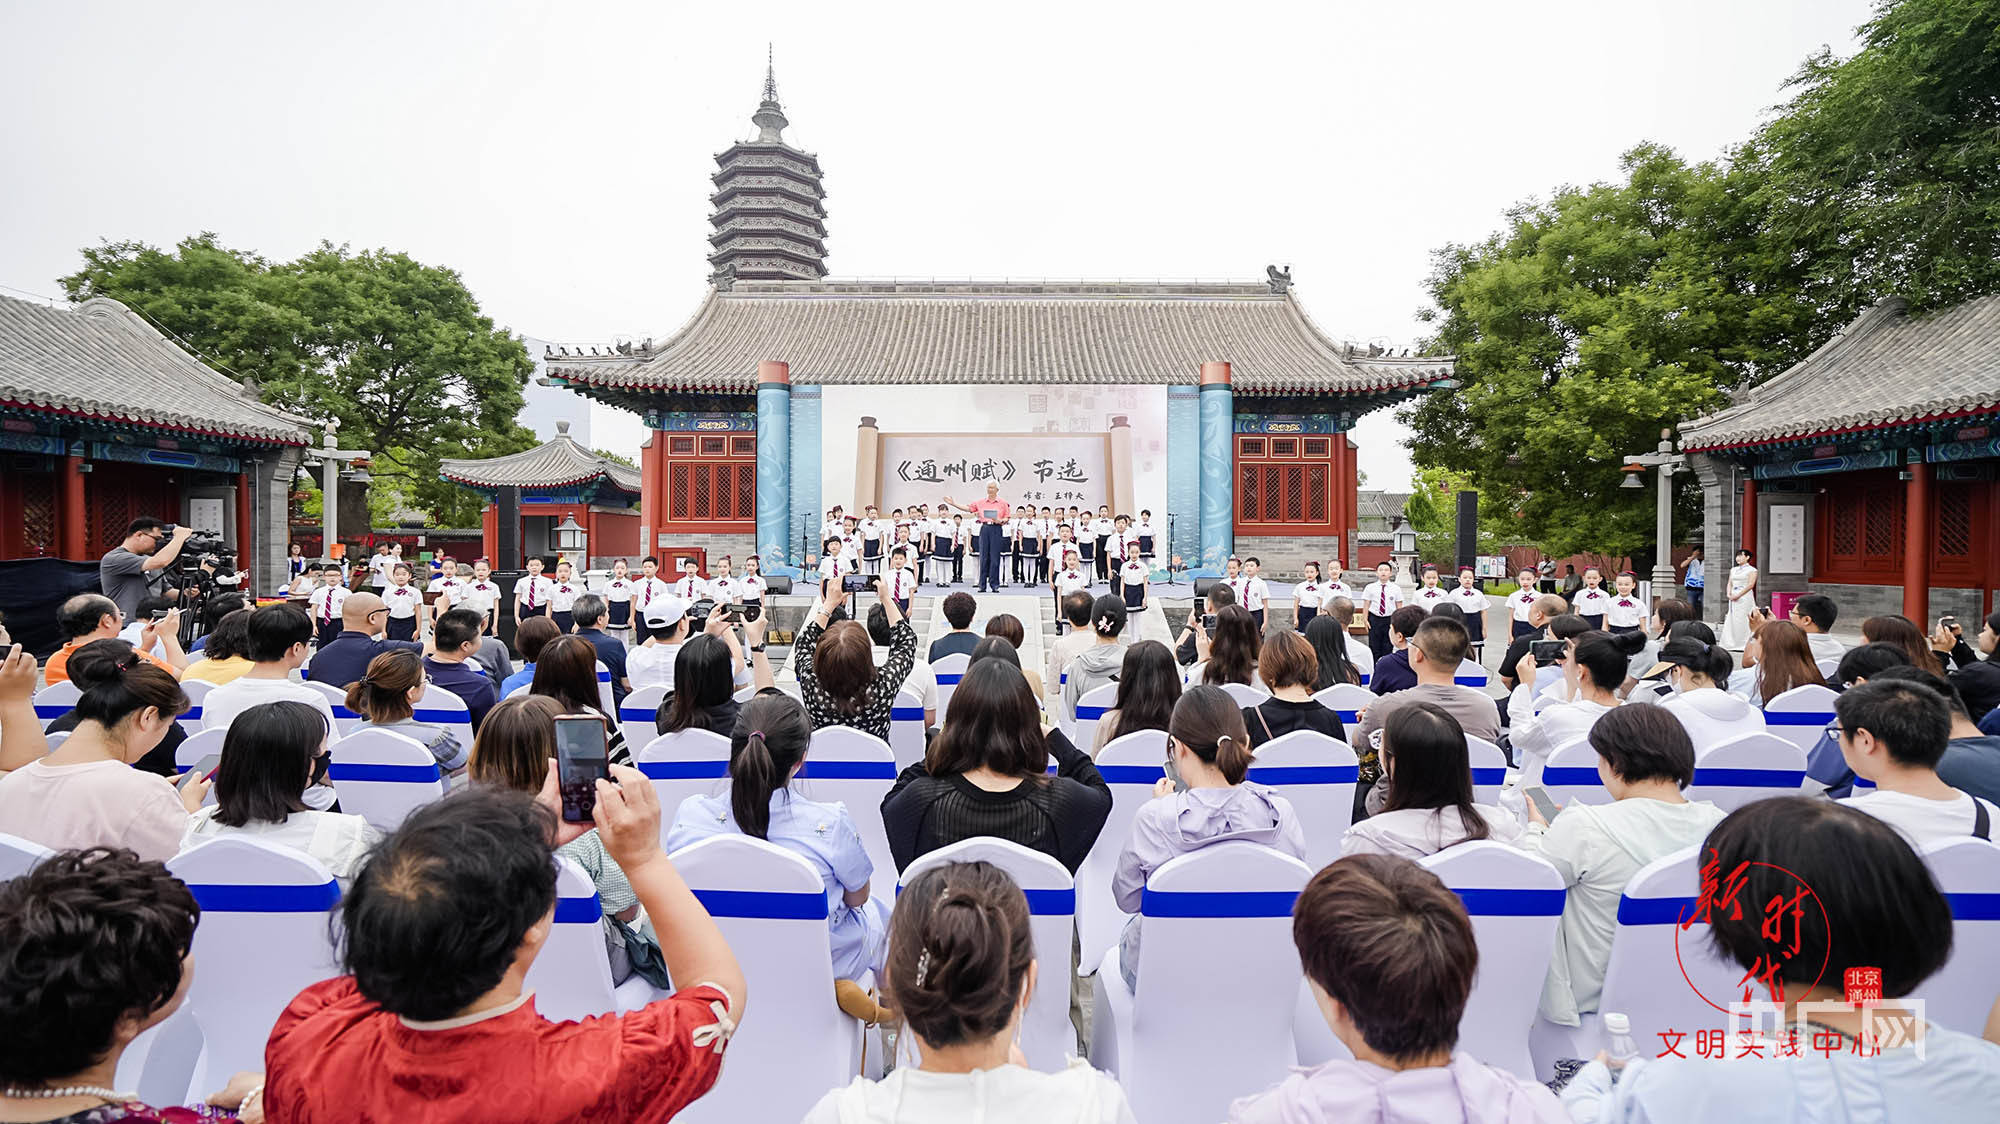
[0, 644, 198, 860]
[1507, 629, 1643, 787]
[805, 861, 1136, 1123]
[667, 692, 891, 1021]
[1109, 685, 1305, 990]
[39, 638, 188, 777]
[1655, 633, 1765, 750]
[346, 648, 466, 771]
[1059, 595, 1129, 720]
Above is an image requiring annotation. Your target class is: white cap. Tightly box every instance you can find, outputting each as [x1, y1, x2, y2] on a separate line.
[641, 596, 687, 628]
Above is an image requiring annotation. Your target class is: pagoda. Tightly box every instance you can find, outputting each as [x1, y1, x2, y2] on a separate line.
[706, 52, 829, 284]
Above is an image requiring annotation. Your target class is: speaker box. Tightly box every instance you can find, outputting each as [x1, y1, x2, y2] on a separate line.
[1455, 491, 1479, 574]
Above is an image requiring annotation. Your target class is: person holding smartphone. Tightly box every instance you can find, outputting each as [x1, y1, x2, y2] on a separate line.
[794, 572, 915, 742]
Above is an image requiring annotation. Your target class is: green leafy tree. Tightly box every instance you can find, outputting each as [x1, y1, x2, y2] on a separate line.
[1746, 0, 2000, 330]
[1399, 144, 1813, 562]
[60, 234, 536, 526]
[1401, 467, 1506, 565]
[594, 447, 637, 468]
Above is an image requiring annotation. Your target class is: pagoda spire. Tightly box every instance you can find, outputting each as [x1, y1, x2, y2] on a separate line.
[706, 45, 829, 282]
[752, 43, 789, 143]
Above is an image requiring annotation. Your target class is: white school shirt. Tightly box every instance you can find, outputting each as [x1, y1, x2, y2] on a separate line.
[738, 574, 767, 602]
[859, 518, 883, 543]
[1361, 580, 1404, 617]
[382, 583, 423, 620]
[884, 566, 916, 604]
[367, 553, 394, 588]
[1055, 569, 1090, 596]
[1221, 575, 1247, 605]
[820, 519, 845, 541]
[1090, 517, 1115, 540]
[516, 575, 556, 611]
[1293, 581, 1325, 609]
[1446, 585, 1491, 616]
[1510, 587, 1539, 622]
[1017, 518, 1040, 543]
[1412, 585, 1450, 609]
[1321, 579, 1355, 602]
[706, 576, 739, 604]
[457, 580, 499, 616]
[603, 576, 633, 604]
[1119, 560, 1148, 590]
[1134, 520, 1155, 544]
[1049, 540, 1078, 568]
[1241, 577, 1270, 612]
[425, 576, 461, 599]
[1572, 586, 1611, 618]
[952, 522, 973, 547]
[631, 576, 670, 609]
[308, 584, 350, 625]
[1604, 592, 1645, 628]
[672, 573, 707, 601]
[548, 579, 580, 612]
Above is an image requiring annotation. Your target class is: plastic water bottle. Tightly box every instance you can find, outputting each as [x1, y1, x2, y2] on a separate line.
[1604, 1011, 1639, 1079]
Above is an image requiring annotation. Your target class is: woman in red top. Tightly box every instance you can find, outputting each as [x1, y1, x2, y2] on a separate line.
[264, 775, 746, 1122]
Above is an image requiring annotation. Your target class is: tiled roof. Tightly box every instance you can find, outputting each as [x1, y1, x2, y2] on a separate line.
[544, 281, 1454, 396]
[0, 293, 311, 445]
[438, 422, 641, 493]
[1682, 295, 2000, 451]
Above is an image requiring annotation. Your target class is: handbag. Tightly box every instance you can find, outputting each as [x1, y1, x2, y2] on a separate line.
[610, 917, 674, 990]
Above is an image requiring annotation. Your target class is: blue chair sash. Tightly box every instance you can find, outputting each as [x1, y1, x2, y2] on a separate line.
[327, 762, 442, 783]
[555, 892, 603, 923]
[185, 880, 340, 912]
[1141, 888, 1299, 918]
[1450, 887, 1565, 916]
[692, 888, 830, 920]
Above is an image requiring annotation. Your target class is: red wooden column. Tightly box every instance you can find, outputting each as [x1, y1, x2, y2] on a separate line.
[235, 472, 253, 588]
[640, 434, 661, 558]
[1741, 478, 1758, 556]
[1330, 433, 1351, 570]
[1902, 461, 1930, 621]
[59, 454, 88, 559]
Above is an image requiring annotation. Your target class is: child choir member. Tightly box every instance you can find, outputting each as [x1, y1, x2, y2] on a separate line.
[1360, 561, 1404, 659]
[1605, 570, 1645, 634]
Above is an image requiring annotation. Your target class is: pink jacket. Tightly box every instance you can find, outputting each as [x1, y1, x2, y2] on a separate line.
[1229, 1054, 1566, 1124]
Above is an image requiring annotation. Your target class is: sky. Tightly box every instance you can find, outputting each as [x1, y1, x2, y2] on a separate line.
[0, 0, 1876, 490]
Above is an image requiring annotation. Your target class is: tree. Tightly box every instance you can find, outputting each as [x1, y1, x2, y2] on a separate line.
[1399, 144, 1813, 559]
[1746, 0, 2000, 331]
[61, 234, 537, 526]
[1401, 467, 1505, 566]
[594, 448, 637, 468]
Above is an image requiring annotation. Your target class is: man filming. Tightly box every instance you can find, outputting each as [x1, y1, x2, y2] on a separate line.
[98, 517, 195, 620]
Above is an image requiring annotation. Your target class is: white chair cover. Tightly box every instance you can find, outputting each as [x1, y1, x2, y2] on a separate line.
[524, 855, 664, 1022]
[176, 678, 212, 737]
[31, 679, 81, 730]
[174, 727, 230, 774]
[1092, 842, 1311, 1124]
[668, 834, 862, 1124]
[1540, 737, 1611, 807]
[1249, 730, 1358, 871]
[1069, 682, 1120, 756]
[42, 730, 70, 752]
[1913, 836, 2000, 1035]
[299, 679, 360, 737]
[1682, 732, 1807, 810]
[326, 728, 445, 831]
[931, 653, 970, 718]
[617, 683, 670, 749]
[1420, 842, 1567, 1079]
[1762, 683, 1840, 758]
[167, 837, 343, 1099]
[901, 836, 1080, 1070]
[0, 832, 52, 880]
[1312, 682, 1373, 725]
[1455, 659, 1492, 688]
[802, 726, 899, 900]
[594, 660, 616, 714]
[888, 685, 926, 770]
[1466, 734, 1508, 806]
[411, 686, 474, 755]
[1074, 729, 1170, 972]
[1221, 682, 1271, 708]
[635, 727, 735, 838]
[1815, 657, 1842, 681]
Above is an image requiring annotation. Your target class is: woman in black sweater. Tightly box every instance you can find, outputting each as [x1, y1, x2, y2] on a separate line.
[881, 656, 1111, 873]
[1244, 630, 1349, 746]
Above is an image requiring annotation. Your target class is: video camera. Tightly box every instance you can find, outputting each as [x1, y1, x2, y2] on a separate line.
[163, 523, 228, 557]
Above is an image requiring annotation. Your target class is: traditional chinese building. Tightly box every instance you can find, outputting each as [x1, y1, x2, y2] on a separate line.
[1682, 294, 2000, 622]
[544, 66, 1455, 578]
[438, 419, 641, 567]
[0, 292, 311, 591]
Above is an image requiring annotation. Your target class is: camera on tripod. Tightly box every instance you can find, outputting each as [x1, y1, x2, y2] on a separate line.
[164, 523, 227, 556]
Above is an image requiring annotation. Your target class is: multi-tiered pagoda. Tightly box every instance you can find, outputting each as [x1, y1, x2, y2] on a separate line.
[706, 56, 828, 284]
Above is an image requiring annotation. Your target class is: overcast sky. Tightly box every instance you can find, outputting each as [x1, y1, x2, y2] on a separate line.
[0, 0, 1874, 489]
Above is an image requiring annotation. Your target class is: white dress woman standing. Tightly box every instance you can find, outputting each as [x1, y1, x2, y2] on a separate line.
[1720, 548, 1759, 649]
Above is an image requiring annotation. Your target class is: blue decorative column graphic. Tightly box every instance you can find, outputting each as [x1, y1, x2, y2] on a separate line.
[755, 360, 794, 577]
[1166, 386, 1200, 572]
[789, 384, 823, 570]
[1197, 361, 1235, 572]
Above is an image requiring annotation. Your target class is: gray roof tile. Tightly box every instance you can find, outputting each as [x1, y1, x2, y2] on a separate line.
[0, 293, 312, 445]
[543, 281, 1454, 396]
[438, 423, 641, 493]
[1682, 295, 2000, 451]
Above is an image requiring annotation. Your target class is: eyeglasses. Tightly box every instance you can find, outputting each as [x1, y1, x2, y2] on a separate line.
[1825, 721, 1846, 741]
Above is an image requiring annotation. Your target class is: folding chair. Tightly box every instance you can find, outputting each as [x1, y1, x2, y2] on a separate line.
[174, 727, 230, 774]
[1682, 732, 1807, 811]
[635, 728, 734, 837]
[1762, 683, 1839, 758]
[1312, 682, 1372, 725]
[31, 680, 81, 730]
[1420, 842, 1566, 1079]
[1220, 682, 1271, 708]
[888, 685, 927, 770]
[1074, 729, 1170, 972]
[301, 679, 361, 736]
[1248, 730, 1358, 871]
[932, 652, 970, 718]
[1913, 836, 2000, 1035]
[1466, 734, 1508, 806]
[902, 837, 1080, 1070]
[524, 855, 665, 1022]
[411, 687, 474, 755]
[1092, 842, 1311, 1124]
[176, 678, 212, 737]
[669, 835, 865, 1124]
[0, 832, 52, 880]
[803, 726, 899, 899]
[594, 660, 616, 714]
[326, 728, 445, 831]
[1455, 659, 1492, 688]
[168, 837, 343, 1099]
[1069, 682, 1119, 756]
[617, 684, 669, 749]
[1540, 737, 1611, 807]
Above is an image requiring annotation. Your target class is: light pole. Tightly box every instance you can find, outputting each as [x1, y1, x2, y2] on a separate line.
[302, 421, 371, 560]
[1621, 428, 1685, 603]
[553, 514, 588, 574]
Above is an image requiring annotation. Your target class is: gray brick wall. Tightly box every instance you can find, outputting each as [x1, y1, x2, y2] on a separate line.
[1234, 534, 1346, 580]
[646, 533, 758, 568]
[1804, 583, 1987, 626]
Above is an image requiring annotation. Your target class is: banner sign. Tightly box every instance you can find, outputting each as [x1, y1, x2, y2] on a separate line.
[878, 432, 1111, 512]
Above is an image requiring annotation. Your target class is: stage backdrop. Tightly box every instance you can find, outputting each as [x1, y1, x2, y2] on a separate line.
[818, 384, 1169, 521]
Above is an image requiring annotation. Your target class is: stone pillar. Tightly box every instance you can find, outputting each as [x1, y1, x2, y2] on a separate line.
[1689, 452, 1741, 625]
[853, 413, 880, 515]
[249, 449, 304, 595]
[755, 361, 794, 574]
[1197, 362, 1234, 572]
[1903, 459, 1930, 621]
[59, 453, 87, 559]
[1108, 415, 1135, 517]
[1741, 477, 1759, 556]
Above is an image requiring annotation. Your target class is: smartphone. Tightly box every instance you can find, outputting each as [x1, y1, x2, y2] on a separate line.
[190, 754, 222, 781]
[151, 608, 173, 621]
[1162, 752, 1189, 794]
[1525, 785, 1560, 823]
[553, 714, 611, 823]
[1940, 616, 1959, 633]
[1530, 638, 1567, 667]
[725, 602, 745, 623]
[1202, 613, 1218, 633]
[841, 573, 877, 593]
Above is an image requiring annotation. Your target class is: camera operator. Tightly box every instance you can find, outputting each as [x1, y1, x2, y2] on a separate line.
[98, 518, 195, 620]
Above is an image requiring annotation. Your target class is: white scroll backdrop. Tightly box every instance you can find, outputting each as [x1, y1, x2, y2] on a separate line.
[877, 432, 1111, 514]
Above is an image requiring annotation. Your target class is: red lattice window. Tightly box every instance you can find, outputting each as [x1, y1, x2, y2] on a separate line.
[18, 473, 55, 556]
[1304, 438, 1332, 458]
[1816, 469, 1906, 584]
[1235, 434, 1338, 533]
[1936, 486, 1973, 558]
[662, 429, 755, 532]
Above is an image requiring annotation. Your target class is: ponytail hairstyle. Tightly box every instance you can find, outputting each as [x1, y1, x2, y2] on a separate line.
[1379, 702, 1487, 840]
[1656, 634, 1734, 687]
[1571, 629, 1646, 691]
[887, 861, 1034, 1049]
[346, 648, 424, 723]
[1167, 684, 1255, 784]
[1089, 594, 1127, 639]
[727, 694, 813, 840]
[66, 641, 188, 730]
